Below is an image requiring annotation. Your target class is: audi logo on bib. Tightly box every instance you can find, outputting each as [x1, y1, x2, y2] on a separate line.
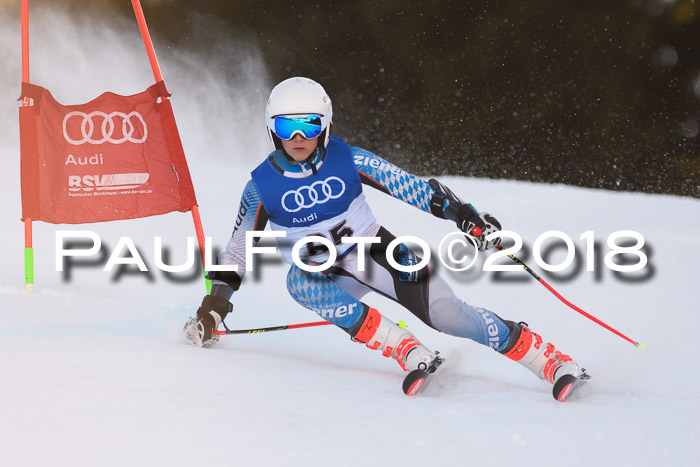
[62, 110, 148, 145]
[281, 176, 346, 212]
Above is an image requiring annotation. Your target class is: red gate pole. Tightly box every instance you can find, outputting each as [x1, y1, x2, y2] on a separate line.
[131, 0, 163, 83]
[21, 0, 34, 293]
[131, 0, 211, 292]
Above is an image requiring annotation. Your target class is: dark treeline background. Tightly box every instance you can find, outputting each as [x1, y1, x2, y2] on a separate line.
[66, 0, 700, 197]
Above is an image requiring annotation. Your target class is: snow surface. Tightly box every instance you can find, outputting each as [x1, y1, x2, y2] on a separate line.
[1, 6, 699, 467]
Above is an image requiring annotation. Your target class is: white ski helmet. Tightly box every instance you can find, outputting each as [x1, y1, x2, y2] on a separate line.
[265, 77, 333, 149]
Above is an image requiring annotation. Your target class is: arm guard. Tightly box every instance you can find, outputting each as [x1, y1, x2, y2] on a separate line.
[427, 178, 471, 222]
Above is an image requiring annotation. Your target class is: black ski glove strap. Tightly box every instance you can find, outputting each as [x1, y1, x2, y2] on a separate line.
[429, 192, 447, 219]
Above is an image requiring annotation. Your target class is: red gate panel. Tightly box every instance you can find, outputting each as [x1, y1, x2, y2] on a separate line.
[19, 82, 197, 224]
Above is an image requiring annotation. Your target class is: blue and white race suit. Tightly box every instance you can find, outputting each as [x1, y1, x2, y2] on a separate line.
[213, 136, 510, 350]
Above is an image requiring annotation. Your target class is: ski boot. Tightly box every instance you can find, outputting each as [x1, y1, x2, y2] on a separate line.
[500, 321, 584, 384]
[352, 308, 437, 372]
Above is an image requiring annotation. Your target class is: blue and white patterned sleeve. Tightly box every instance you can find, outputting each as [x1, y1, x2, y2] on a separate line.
[352, 147, 436, 214]
[209, 179, 270, 291]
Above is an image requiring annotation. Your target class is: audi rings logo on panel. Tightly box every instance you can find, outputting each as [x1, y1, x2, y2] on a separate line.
[62, 111, 148, 145]
[281, 176, 346, 213]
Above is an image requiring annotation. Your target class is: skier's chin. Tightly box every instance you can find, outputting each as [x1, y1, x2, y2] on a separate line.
[289, 150, 313, 161]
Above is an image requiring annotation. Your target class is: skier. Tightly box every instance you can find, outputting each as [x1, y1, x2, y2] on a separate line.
[186, 77, 583, 395]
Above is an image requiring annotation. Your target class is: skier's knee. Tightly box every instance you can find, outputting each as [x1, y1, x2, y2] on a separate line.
[427, 296, 467, 332]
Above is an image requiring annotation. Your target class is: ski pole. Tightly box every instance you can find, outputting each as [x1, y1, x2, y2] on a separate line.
[213, 320, 333, 336]
[494, 244, 643, 349]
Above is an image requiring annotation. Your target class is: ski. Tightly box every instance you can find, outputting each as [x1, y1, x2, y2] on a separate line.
[552, 369, 590, 402]
[402, 354, 444, 396]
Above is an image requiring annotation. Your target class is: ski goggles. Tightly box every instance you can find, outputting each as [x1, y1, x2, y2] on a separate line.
[273, 114, 325, 140]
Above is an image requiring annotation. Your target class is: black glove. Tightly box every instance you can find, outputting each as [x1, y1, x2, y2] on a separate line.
[185, 295, 232, 347]
[427, 178, 502, 251]
[454, 204, 502, 251]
